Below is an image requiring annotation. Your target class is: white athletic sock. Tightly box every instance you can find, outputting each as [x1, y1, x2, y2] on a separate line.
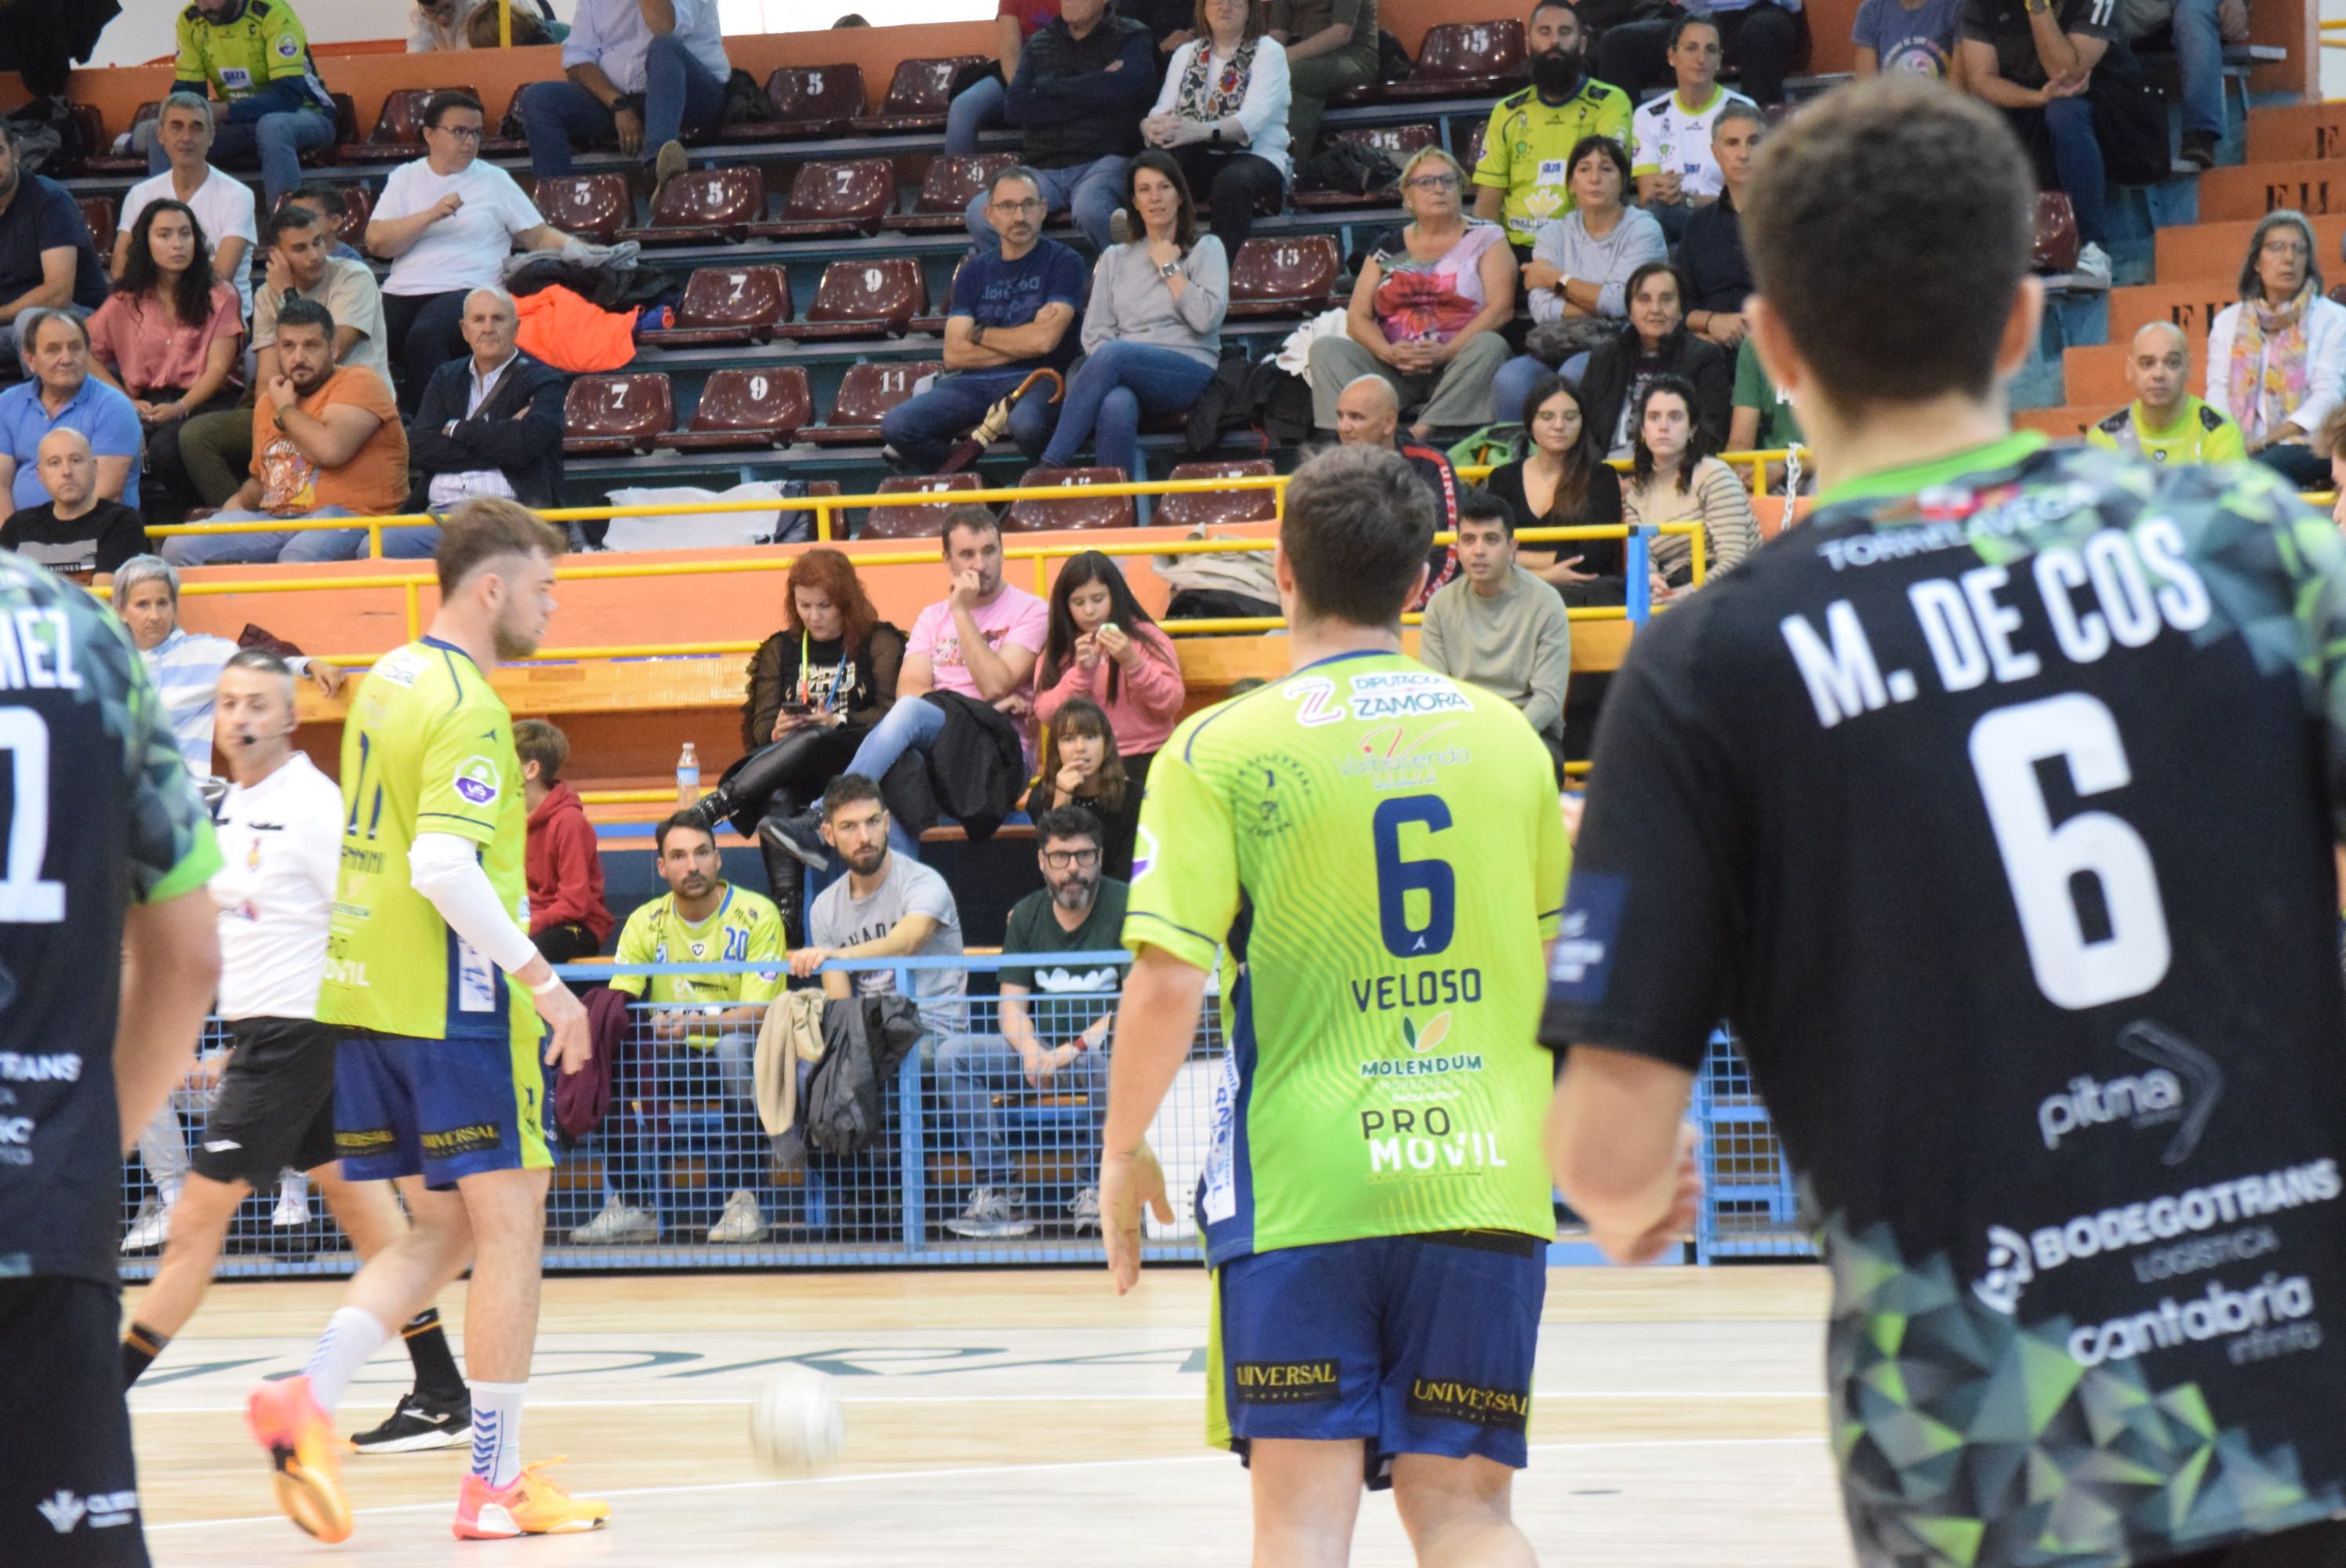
[301, 1306, 390, 1414]
[469, 1381, 527, 1490]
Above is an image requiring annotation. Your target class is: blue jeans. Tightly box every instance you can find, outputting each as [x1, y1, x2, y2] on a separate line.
[881, 370, 1061, 470]
[964, 155, 1128, 253]
[944, 74, 1006, 158]
[606, 1030, 774, 1214]
[836, 697, 941, 859]
[1040, 341, 1217, 478]
[1490, 354, 1550, 432]
[161, 506, 358, 567]
[274, 521, 441, 562]
[938, 1032, 1108, 1192]
[2172, 0, 2224, 137]
[2043, 97, 2108, 248]
[520, 34, 728, 176]
[153, 105, 333, 206]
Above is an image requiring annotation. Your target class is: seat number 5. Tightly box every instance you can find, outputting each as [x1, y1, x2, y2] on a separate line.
[1968, 693, 2169, 1011]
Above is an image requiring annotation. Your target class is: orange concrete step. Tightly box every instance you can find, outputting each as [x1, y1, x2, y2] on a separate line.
[2245, 101, 2346, 164]
[2017, 404, 2117, 441]
[2197, 160, 2345, 223]
[2154, 213, 2346, 285]
[2108, 281, 2241, 340]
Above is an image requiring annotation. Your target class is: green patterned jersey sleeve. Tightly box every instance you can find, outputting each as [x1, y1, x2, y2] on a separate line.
[2262, 475, 2346, 843]
[107, 607, 221, 904]
[1122, 724, 1238, 971]
[739, 900, 787, 1007]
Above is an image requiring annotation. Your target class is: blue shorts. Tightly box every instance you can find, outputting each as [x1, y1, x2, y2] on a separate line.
[334, 1029, 552, 1190]
[1208, 1231, 1547, 1485]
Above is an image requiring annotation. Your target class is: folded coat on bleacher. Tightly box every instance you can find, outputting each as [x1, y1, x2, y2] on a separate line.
[514, 285, 642, 373]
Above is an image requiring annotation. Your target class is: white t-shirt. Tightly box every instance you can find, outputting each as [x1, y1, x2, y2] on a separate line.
[374, 157, 546, 298]
[210, 752, 343, 1021]
[1627, 85, 1752, 203]
[120, 164, 259, 321]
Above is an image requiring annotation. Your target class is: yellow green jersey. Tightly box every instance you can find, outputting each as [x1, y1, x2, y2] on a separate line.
[2084, 396, 2247, 468]
[319, 637, 532, 1044]
[174, 0, 334, 114]
[610, 885, 786, 1047]
[1473, 80, 1635, 249]
[1124, 651, 1571, 1267]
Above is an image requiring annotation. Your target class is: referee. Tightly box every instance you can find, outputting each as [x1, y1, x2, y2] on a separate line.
[121, 651, 474, 1454]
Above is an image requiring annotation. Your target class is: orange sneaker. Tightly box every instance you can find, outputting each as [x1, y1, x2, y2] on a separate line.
[245, 1375, 353, 1543]
[452, 1458, 610, 1539]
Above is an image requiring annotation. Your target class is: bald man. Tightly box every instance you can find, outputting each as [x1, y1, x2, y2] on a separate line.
[405, 285, 568, 516]
[0, 427, 150, 577]
[2086, 321, 2246, 467]
[1332, 373, 1465, 605]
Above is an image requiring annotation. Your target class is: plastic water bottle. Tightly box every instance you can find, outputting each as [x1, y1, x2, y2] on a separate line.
[676, 742, 700, 807]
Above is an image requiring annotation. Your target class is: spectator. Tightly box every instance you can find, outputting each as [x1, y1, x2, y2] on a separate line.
[2086, 321, 2243, 465]
[468, 2, 558, 46]
[1332, 375, 1466, 602]
[286, 182, 365, 263]
[1598, 0, 1802, 108]
[1483, 373, 1627, 601]
[1578, 260, 1733, 459]
[116, 94, 258, 325]
[1037, 153, 1227, 482]
[1419, 489, 1573, 772]
[1141, 0, 1290, 255]
[0, 429, 147, 577]
[572, 811, 786, 1247]
[109, 554, 343, 778]
[1852, 0, 1965, 78]
[892, 168, 1086, 471]
[1309, 148, 1515, 443]
[1269, 0, 1379, 161]
[1488, 133, 1668, 434]
[164, 0, 339, 207]
[946, 0, 1063, 158]
[790, 773, 969, 1043]
[939, 804, 1126, 1239]
[1627, 17, 1755, 242]
[521, 0, 730, 185]
[85, 201, 245, 517]
[0, 309, 141, 522]
[412, 0, 485, 50]
[766, 509, 1048, 869]
[690, 547, 907, 938]
[2119, 0, 2237, 169]
[518, 717, 612, 965]
[2326, 405, 2346, 529]
[964, 0, 1156, 254]
[1678, 103, 1767, 351]
[1034, 549, 1186, 799]
[1473, 1, 1632, 257]
[1728, 335, 1806, 465]
[165, 299, 414, 566]
[1622, 372, 1759, 593]
[0, 122, 109, 359]
[1958, 0, 2123, 290]
[368, 91, 574, 416]
[1024, 698, 1138, 877]
[2206, 210, 2346, 491]
[405, 287, 566, 517]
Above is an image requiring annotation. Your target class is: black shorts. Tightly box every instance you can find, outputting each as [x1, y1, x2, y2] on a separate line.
[187, 1017, 338, 1189]
[2155, 1522, 2346, 1568]
[0, 1276, 147, 1567]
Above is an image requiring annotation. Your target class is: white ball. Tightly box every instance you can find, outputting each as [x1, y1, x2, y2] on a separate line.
[748, 1365, 846, 1475]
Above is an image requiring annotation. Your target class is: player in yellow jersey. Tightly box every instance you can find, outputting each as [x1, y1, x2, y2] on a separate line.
[245, 499, 608, 1544]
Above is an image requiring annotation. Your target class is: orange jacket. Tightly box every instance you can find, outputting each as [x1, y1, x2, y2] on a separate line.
[513, 285, 640, 373]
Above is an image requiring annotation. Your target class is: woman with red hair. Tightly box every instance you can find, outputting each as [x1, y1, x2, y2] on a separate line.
[685, 547, 905, 936]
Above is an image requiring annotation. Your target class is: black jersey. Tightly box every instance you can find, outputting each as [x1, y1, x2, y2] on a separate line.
[1543, 434, 2346, 1567]
[0, 557, 218, 1290]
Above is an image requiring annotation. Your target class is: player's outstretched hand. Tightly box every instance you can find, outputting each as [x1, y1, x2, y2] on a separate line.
[535, 978, 592, 1074]
[1101, 1142, 1174, 1296]
[1591, 1122, 1704, 1266]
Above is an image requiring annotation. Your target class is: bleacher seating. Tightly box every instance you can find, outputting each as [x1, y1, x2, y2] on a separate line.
[564, 374, 675, 455]
[274, 186, 376, 249]
[1226, 236, 1342, 318]
[1342, 20, 1527, 103]
[888, 154, 1015, 234]
[2031, 192, 2079, 276]
[1004, 468, 1135, 532]
[618, 168, 764, 246]
[786, 260, 927, 341]
[347, 87, 466, 164]
[864, 474, 983, 538]
[804, 361, 939, 445]
[748, 159, 897, 240]
[1158, 461, 1278, 529]
[848, 56, 990, 134]
[482, 85, 529, 154]
[638, 267, 793, 349]
[661, 368, 812, 450]
[78, 197, 116, 255]
[1293, 125, 1435, 209]
[535, 173, 634, 242]
[82, 101, 156, 175]
[716, 64, 869, 142]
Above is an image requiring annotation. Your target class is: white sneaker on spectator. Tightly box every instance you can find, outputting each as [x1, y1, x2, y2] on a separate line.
[2072, 242, 2113, 291]
[708, 1189, 769, 1244]
[568, 1198, 660, 1246]
[1066, 1187, 1101, 1234]
[946, 1188, 1033, 1240]
[121, 1198, 172, 1254]
[272, 1171, 312, 1229]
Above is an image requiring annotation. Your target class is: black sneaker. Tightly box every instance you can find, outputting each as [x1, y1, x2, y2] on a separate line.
[760, 811, 830, 871]
[349, 1390, 473, 1454]
[2178, 129, 2218, 170]
[679, 787, 732, 837]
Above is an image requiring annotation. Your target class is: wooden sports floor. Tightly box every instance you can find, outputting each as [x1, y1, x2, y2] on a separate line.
[130, 1265, 1852, 1566]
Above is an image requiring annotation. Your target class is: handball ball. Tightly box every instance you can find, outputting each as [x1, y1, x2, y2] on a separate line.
[750, 1365, 846, 1475]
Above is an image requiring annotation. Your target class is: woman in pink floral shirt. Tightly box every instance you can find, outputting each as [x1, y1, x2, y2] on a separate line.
[86, 199, 244, 515]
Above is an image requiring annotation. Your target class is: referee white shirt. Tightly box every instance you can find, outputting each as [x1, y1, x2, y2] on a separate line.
[211, 751, 343, 1022]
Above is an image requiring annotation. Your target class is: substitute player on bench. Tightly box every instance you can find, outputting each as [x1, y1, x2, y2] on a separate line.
[246, 497, 606, 1542]
[1545, 78, 2346, 1566]
[1102, 444, 1571, 1566]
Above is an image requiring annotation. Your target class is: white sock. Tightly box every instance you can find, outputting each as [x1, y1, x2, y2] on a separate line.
[278, 1170, 309, 1203]
[302, 1306, 390, 1414]
[469, 1381, 527, 1489]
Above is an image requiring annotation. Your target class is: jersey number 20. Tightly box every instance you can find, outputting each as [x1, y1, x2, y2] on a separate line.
[1969, 693, 2170, 1010]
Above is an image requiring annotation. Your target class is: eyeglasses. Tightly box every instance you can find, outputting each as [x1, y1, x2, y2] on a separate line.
[1405, 173, 1460, 191]
[1041, 848, 1101, 869]
[2261, 237, 2309, 256]
[990, 198, 1044, 213]
[432, 123, 485, 141]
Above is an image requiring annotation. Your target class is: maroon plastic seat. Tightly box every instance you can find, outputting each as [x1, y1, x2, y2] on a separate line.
[637, 267, 793, 349]
[662, 368, 812, 451]
[1384, 20, 1528, 98]
[783, 259, 927, 342]
[1460, 119, 1487, 175]
[1293, 124, 1436, 208]
[78, 198, 117, 256]
[848, 56, 990, 134]
[276, 187, 375, 249]
[804, 361, 940, 446]
[61, 104, 107, 175]
[717, 64, 869, 141]
[908, 276, 953, 338]
[746, 159, 895, 241]
[1003, 467, 1135, 533]
[1156, 460, 1277, 530]
[81, 101, 158, 175]
[862, 474, 982, 539]
[887, 154, 1015, 234]
[564, 374, 674, 456]
[1226, 236, 1342, 318]
[2031, 191, 2079, 275]
[617, 168, 764, 246]
[533, 173, 634, 243]
[482, 84, 530, 155]
[347, 88, 471, 163]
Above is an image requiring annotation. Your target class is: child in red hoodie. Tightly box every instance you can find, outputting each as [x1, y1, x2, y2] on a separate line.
[518, 719, 612, 963]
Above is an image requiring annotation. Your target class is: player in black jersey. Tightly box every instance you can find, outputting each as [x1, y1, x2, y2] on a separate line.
[1542, 78, 2346, 1568]
[0, 559, 223, 1568]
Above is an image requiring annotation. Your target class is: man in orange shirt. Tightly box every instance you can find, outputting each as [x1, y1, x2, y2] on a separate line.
[163, 297, 418, 568]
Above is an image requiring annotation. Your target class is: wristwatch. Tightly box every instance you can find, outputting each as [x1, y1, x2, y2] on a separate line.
[1158, 259, 1183, 278]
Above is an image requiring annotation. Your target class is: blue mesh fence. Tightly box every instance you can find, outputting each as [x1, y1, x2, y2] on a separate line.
[1691, 1031, 1812, 1262]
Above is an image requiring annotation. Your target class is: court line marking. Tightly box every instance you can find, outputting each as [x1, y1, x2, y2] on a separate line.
[136, 1388, 1828, 1414]
[147, 1436, 1829, 1532]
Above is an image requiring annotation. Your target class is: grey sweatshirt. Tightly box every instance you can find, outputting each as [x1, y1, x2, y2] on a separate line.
[1527, 205, 1668, 323]
[1417, 564, 1573, 739]
[1079, 234, 1229, 366]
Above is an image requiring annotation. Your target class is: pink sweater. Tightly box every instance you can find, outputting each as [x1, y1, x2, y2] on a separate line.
[1034, 623, 1186, 757]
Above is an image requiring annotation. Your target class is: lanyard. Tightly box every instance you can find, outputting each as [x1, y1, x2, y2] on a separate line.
[799, 631, 851, 710]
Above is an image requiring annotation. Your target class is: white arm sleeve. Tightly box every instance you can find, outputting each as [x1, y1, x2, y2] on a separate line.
[409, 831, 540, 975]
